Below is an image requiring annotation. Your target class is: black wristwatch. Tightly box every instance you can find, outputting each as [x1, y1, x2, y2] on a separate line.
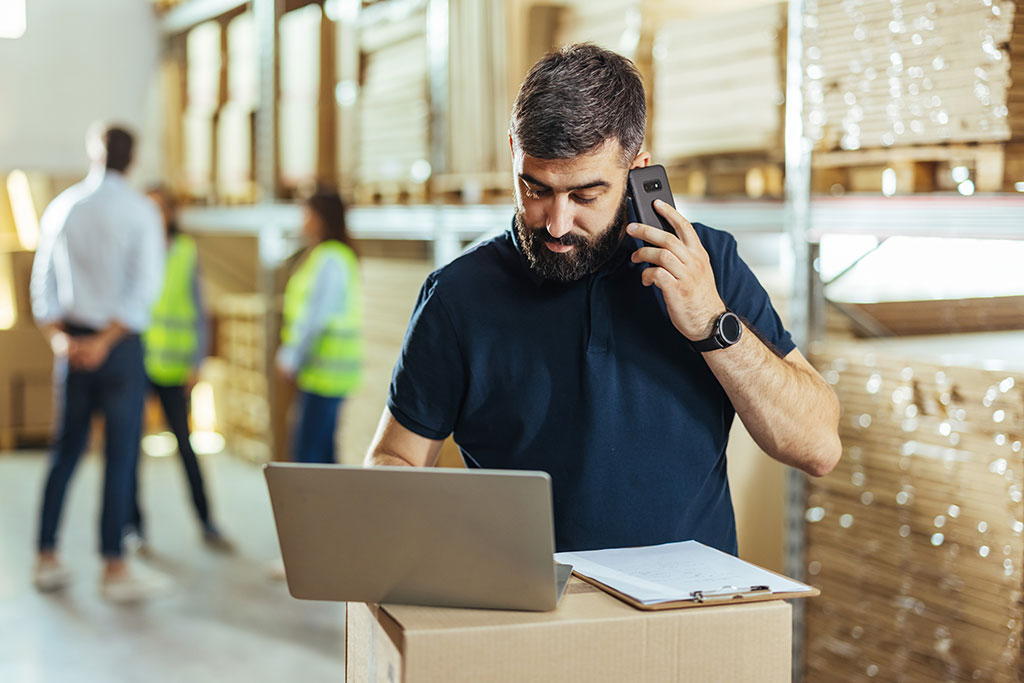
[690, 310, 743, 352]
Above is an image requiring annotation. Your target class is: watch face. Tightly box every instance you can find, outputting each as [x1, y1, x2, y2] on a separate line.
[720, 312, 742, 344]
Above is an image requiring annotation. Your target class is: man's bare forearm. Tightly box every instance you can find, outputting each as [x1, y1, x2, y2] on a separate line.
[363, 408, 444, 468]
[366, 450, 419, 467]
[702, 325, 841, 477]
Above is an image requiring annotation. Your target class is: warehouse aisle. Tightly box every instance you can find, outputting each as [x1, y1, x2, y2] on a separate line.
[0, 449, 345, 682]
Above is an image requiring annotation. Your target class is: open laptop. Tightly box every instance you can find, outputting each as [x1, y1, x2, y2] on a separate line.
[264, 463, 572, 611]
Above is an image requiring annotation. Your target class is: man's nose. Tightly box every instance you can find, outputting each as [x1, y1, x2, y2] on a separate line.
[546, 195, 573, 239]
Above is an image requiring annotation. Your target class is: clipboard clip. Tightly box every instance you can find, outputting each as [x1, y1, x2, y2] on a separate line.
[690, 585, 771, 604]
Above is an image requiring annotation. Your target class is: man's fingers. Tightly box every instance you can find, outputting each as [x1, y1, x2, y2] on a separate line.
[631, 246, 686, 279]
[640, 266, 672, 289]
[626, 223, 689, 265]
[653, 200, 698, 246]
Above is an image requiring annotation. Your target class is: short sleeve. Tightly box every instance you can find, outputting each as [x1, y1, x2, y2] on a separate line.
[709, 230, 796, 357]
[386, 274, 466, 440]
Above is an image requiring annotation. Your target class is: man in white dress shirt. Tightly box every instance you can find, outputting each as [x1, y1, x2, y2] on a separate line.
[30, 123, 170, 601]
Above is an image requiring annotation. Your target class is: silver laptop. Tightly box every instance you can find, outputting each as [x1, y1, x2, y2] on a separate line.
[264, 463, 572, 611]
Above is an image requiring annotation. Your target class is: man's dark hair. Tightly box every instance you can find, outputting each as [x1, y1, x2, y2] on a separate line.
[510, 43, 646, 165]
[101, 125, 135, 173]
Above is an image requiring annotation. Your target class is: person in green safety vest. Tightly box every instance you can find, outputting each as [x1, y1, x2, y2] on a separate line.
[132, 186, 228, 550]
[276, 189, 363, 464]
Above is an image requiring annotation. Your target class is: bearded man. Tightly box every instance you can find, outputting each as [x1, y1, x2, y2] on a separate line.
[366, 44, 841, 554]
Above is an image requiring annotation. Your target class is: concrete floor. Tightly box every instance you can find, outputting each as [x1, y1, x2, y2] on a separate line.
[0, 449, 346, 683]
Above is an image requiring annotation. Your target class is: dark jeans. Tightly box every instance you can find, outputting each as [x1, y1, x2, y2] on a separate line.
[293, 391, 343, 464]
[38, 329, 146, 558]
[128, 381, 211, 537]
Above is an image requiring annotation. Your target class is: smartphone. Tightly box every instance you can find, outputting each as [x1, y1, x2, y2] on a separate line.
[626, 165, 676, 234]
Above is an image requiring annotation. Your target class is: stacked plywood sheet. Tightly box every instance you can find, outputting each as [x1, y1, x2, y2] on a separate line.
[279, 4, 322, 192]
[183, 20, 221, 201]
[804, 0, 1024, 186]
[356, 4, 431, 199]
[216, 11, 258, 203]
[436, 0, 513, 200]
[806, 334, 1024, 683]
[216, 294, 277, 463]
[337, 253, 433, 464]
[652, 3, 787, 160]
[553, 0, 646, 59]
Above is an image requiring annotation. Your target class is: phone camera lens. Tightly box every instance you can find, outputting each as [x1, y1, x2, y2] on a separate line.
[643, 180, 661, 192]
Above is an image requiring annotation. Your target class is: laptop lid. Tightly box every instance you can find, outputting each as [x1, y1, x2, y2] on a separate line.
[264, 463, 568, 611]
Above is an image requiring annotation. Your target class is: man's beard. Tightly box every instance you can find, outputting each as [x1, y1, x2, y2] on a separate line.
[514, 194, 630, 282]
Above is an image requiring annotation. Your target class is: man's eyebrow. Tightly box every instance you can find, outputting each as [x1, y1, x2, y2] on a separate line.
[519, 173, 611, 192]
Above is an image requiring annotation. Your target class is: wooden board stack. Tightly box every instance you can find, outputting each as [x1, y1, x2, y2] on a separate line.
[183, 21, 221, 202]
[436, 0, 513, 202]
[336, 253, 433, 464]
[278, 4, 322, 194]
[356, 5, 431, 203]
[209, 250, 433, 466]
[216, 11, 258, 203]
[806, 334, 1024, 682]
[803, 0, 1024, 192]
[215, 294, 277, 464]
[650, 3, 787, 198]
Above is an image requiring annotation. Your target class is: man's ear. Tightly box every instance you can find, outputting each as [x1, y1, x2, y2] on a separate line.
[509, 134, 515, 160]
[630, 151, 651, 170]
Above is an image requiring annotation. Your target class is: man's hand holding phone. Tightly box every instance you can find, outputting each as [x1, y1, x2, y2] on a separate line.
[627, 200, 728, 343]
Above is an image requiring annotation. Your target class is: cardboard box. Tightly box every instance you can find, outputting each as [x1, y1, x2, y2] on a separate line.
[0, 325, 54, 446]
[346, 577, 792, 683]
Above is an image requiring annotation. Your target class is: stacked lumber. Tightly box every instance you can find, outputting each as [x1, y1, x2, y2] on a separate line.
[652, 2, 786, 160]
[806, 334, 1024, 683]
[804, 0, 1024, 192]
[278, 4, 322, 192]
[216, 294, 277, 463]
[436, 0, 513, 201]
[183, 20, 221, 201]
[552, 0, 646, 59]
[356, 4, 431, 201]
[336, 254, 433, 464]
[216, 10, 258, 203]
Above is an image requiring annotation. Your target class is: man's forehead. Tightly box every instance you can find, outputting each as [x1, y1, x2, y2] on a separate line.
[516, 140, 625, 178]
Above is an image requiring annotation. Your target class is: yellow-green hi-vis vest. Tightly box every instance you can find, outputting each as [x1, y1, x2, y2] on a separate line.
[282, 240, 363, 397]
[143, 234, 200, 387]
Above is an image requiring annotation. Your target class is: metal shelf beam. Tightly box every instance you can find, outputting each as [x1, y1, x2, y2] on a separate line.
[159, 0, 248, 34]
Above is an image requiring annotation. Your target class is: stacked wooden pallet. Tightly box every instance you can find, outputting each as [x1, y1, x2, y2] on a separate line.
[439, 0, 513, 201]
[356, 4, 431, 203]
[216, 10, 258, 203]
[336, 253, 434, 464]
[806, 334, 1024, 682]
[216, 294, 276, 463]
[279, 4, 323, 192]
[553, 0, 646, 59]
[647, 3, 788, 197]
[183, 20, 221, 201]
[834, 295, 1024, 337]
[804, 0, 1024, 192]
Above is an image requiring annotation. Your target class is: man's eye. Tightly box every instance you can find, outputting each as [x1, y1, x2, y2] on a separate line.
[572, 194, 597, 205]
[523, 185, 548, 199]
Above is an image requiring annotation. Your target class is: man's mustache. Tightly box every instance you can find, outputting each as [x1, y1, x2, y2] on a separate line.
[534, 228, 588, 247]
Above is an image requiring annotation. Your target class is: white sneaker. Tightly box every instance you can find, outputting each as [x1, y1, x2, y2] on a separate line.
[100, 564, 173, 603]
[34, 561, 72, 592]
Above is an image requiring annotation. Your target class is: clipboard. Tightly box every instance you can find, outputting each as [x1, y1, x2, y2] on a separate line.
[554, 540, 821, 611]
[572, 567, 820, 611]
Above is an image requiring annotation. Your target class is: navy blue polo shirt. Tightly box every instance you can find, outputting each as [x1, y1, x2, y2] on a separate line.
[387, 222, 795, 554]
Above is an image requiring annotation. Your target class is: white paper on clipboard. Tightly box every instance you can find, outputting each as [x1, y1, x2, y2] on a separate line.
[554, 540, 815, 605]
